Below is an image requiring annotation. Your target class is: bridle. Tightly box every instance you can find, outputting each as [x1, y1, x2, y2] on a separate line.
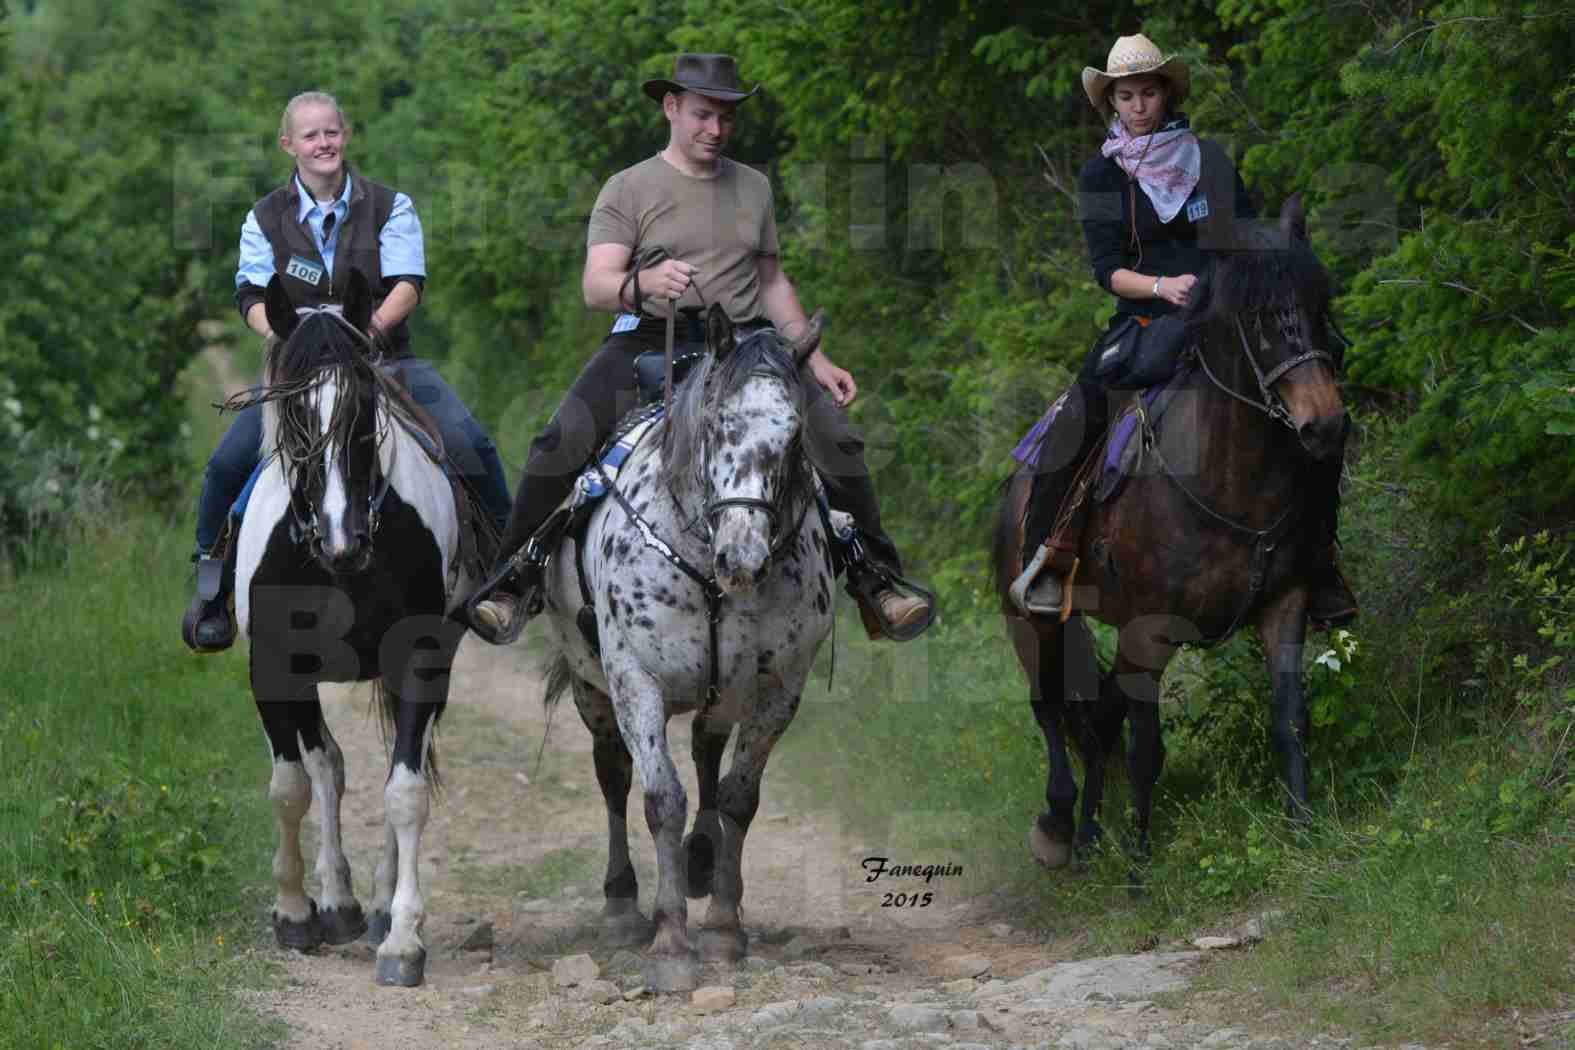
[267, 311, 397, 554]
[599, 334, 815, 703]
[1144, 300, 1338, 644]
[1193, 305, 1335, 432]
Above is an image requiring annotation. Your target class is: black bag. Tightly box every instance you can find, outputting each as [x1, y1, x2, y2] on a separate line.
[1087, 313, 1190, 390]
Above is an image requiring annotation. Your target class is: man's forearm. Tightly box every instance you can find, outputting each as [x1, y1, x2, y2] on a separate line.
[758, 269, 807, 335]
[583, 265, 629, 313]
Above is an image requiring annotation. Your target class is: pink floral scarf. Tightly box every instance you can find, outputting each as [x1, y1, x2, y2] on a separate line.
[1101, 115, 1201, 224]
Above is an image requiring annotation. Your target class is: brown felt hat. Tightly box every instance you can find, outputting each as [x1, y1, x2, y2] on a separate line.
[643, 53, 759, 104]
[1081, 34, 1190, 120]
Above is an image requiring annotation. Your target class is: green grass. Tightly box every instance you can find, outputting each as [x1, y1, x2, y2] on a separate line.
[0, 361, 281, 1050]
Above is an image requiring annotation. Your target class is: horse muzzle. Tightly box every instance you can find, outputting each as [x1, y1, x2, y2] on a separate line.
[1297, 411, 1349, 462]
[314, 533, 373, 575]
[714, 537, 770, 595]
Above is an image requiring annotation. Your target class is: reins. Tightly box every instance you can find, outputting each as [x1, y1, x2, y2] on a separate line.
[1145, 307, 1334, 644]
[596, 346, 814, 706]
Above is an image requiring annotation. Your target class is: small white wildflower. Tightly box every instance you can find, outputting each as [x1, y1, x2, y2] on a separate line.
[3, 398, 20, 417]
[44, 478, 62, 495]
[86, 425, 101, 442]
[179, 422, 192, 438]
[108, 437, 126, 455]
[1314, 650, 1341, 672]
[88, 404, 102, 423]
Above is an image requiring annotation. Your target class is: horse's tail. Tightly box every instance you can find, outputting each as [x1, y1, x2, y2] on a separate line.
[368, 680, 443, 794]
[542, 653, 574, 711]
[990, 466, 1029, 612]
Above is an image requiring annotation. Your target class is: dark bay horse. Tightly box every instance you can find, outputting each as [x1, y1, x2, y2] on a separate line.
[540, 307, 833, 992]
[234, 272, 474, 985]
[992, 198, 1346, 870]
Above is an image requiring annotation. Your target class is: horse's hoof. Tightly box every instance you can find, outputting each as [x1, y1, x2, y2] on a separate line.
[273, 901, 322, 951]
[318, 902, 368, 946]
[605, 908, 656, 947]
[683, 830, 716, 899]
[641, 952, 701, 993]
[364, 909, 392, 946]
[696, 927, 748, 964]
[1028, 824, 1073, 871]
[374, 947, 427, 987]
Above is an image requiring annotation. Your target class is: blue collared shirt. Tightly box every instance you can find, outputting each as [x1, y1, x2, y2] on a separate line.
[235, 172, 426, 290]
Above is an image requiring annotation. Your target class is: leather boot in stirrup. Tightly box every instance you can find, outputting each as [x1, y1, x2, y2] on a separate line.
[181, 547, 236, 652]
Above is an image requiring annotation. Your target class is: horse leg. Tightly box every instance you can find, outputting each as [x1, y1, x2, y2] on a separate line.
[697, 688, 800, 964]
[684, 712, 732, 900]
[1112, 630, 1177, 892]
[610, 671, 697, 992]
[1015, 619, 1078, 870]
[1259, 591, 1312, 820]
[256, 696, 324, 951]
[366, 820, 396, 946]
[373, 685, 444, 987]
[1071, 671, 1127, 857]
[573, 679, 654, 946]
[301, 714, 366, 945]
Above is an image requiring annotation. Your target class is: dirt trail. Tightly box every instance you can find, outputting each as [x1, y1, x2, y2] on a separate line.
[198, 345, 1356, 1050]
[234, 639, 1323, 1050]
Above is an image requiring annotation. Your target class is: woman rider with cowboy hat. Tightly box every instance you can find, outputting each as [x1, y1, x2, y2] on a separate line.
[1010, 34, 1357, 627]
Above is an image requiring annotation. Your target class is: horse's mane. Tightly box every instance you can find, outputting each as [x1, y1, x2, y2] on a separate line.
[1185, 237, 1333, 330]
[656, 329, 814, 521]
[243, 309, 374, 470]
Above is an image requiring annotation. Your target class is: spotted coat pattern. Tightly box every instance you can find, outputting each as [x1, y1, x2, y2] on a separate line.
[541, 358, 834, 980]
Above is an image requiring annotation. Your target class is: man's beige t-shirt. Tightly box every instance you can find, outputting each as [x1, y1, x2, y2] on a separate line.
[587, 154, 780, 321]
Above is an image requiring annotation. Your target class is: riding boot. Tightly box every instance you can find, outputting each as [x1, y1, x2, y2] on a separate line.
[824, 469, 935, 641]
[466, 338, 646, 645]
[1305, 458, 1358, 630]
[1011, 380, 1108, 619]
[464, 466, 566, 645]
[181, 538, 238, 653]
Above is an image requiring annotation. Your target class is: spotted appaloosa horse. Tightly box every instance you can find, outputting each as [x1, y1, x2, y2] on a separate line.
[993, 197, 1347, 875]
[539, 306, 834, 992]
[234, 272, 473, 986]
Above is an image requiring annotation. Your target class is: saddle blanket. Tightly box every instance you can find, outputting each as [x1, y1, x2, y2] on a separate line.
[1009, 373, 1182, 495]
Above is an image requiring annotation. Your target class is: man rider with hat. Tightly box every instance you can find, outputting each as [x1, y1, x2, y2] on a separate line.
[467, 53, 932, 644]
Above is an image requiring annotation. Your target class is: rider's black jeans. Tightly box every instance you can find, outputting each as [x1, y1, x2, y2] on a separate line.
[497, 326, 903, 575]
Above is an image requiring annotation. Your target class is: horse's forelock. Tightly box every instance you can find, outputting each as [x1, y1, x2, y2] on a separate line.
[259, 308, 373, 471]
[658, 330, 806, 489]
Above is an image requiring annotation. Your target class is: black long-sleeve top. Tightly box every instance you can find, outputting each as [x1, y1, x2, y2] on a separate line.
[1077, 140, 1257, 319]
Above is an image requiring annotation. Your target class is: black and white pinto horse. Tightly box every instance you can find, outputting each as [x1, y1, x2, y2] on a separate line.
[541, 307, 835, 992]
[234, 272, 471, 986]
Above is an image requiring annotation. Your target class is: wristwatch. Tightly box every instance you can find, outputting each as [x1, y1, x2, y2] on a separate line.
[1152, 276, 1163, 298]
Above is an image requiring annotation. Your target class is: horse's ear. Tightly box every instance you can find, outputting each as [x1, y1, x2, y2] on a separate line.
[341, 269, 374, 333]
[790, 309, 825, 368]
[263, 276, 298, 341]
[1280, 193, 1307, 243]
[706, 303, 735, 359]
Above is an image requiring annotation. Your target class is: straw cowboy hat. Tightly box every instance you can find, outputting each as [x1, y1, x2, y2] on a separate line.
[643, 53, 759, 104]
[1081, 34, 1190, 119]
